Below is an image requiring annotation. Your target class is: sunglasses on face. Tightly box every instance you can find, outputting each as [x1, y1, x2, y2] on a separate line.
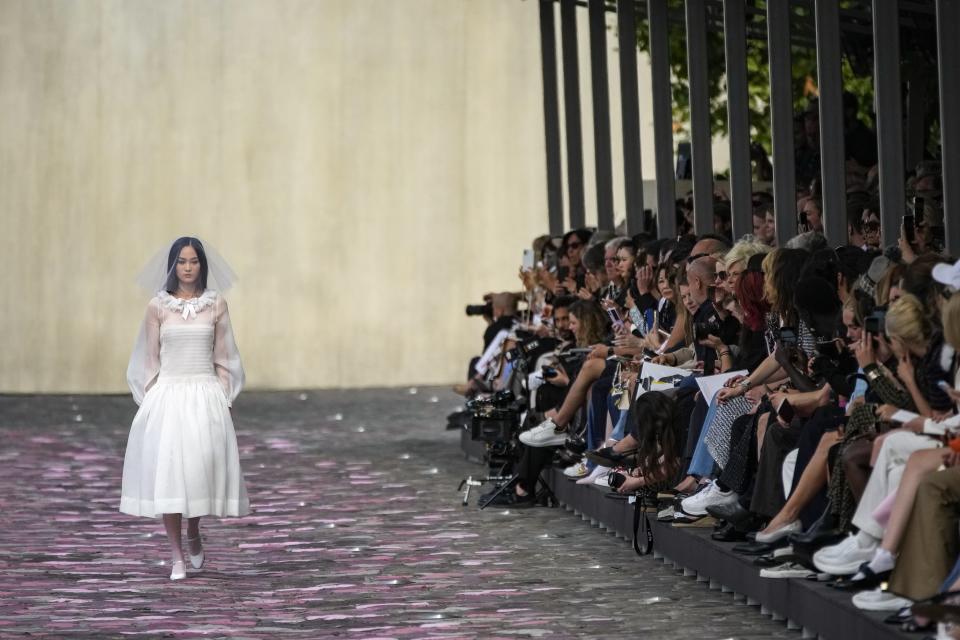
[715, 271, 728, 281]
[566, 241, 583, 250]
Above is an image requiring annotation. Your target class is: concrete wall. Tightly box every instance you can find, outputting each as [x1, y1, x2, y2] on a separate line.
[0, 0, 728, 393]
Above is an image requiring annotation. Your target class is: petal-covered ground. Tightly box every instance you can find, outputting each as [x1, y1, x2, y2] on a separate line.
[0, 389, 796, 639]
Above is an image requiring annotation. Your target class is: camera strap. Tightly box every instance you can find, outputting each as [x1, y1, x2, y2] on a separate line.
[632, 491, 654, 556]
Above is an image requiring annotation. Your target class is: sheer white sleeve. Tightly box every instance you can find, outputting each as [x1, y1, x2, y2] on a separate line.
[126, 298, 162, 406]
[213, 295, 245, 406]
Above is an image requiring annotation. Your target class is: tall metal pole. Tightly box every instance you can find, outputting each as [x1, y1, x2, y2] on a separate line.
[648, 0, 676, 239]
[588, 0, 615, 231]
[767, 0, 797, 246]
[560, 0, 586, 229]
[685, 0, 714, 236]
[937, 0, 960, 255]
[539, 0, 564, 236]
[814, 0, 847, 246]
[723, 0, 753, 240]
[872, 0, 905, 246]
[617, 0, 645, 235]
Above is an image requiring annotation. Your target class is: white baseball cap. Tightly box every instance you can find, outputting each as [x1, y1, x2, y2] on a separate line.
[932, 259, 960, 291]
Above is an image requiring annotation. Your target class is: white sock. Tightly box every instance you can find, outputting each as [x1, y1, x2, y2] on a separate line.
[855, 530, 879, 548]
[868, 548, 896, 573]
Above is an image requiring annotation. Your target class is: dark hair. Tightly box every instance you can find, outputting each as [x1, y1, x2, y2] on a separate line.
[801, 248, 840, 285]
[766, 248, 810, 323]
[902, 254, 948, 327]
[561, 228, 593, 256]
[165, 236, 209, 294]
[553, 295, 577, 311]
[629, 391, 682, 484]
[695, 232, 733, 250]
[582, 242, 607, 274]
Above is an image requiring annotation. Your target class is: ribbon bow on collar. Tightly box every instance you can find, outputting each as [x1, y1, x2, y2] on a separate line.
[180, 300, 200, 320]
[159, 289, 215, 320]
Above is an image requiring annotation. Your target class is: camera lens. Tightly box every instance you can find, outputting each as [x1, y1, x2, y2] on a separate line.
[607, 471, 626, 489]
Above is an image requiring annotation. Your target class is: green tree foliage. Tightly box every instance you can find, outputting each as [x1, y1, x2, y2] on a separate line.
[633, 0, 875, 154]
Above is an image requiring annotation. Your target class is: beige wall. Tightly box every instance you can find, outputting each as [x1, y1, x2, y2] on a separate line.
[0, 0, 551, 392]
[0, 0, 729, 393]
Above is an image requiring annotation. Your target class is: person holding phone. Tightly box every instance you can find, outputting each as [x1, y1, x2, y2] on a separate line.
[900, 197, 945, 264]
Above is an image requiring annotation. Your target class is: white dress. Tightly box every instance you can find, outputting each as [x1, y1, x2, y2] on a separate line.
[120, 289, 250, 519]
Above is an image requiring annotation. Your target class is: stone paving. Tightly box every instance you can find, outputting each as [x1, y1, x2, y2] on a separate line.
[0, 388, 798, 639]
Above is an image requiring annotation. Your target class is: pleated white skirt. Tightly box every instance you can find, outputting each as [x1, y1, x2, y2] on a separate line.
[120, 375, 250, 519]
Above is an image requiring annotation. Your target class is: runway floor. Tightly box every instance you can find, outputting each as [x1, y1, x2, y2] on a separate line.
[0, 388, 796, 639]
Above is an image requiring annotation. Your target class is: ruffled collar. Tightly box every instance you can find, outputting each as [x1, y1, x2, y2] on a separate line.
[157, 289, 217, 320]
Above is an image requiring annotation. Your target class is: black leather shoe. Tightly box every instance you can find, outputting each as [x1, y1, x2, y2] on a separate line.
[706, 500, 753, 527]
[564, 435, 587, 455]
[711, 523, 748, 542]
[479, 489, 535, 508]
[585, 446, 638, 468]
[552, 449, 582, 468]
[789, 509, 844, 550]
[789, 503, 843, 547]
[732, 540, 783, 556]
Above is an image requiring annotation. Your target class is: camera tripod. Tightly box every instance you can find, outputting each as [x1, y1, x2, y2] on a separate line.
[458, 467, 558, 510]
[457, 473, 513, 506]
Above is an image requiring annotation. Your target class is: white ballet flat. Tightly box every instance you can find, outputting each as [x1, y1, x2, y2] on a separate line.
[170, 559, 187, 581]
[187, 536, 205, 570]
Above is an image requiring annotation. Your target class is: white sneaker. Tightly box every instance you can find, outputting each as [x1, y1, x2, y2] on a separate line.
[519, 418, 568, 447]
[680, 480, 737, 516]
[813, 534, 877, 576]
[593, 472, 612, 488]
[760, 562, 815, 579]
[563, 462, 588, 478]
[852, 588, 912, 611]
[577, 465, 608, 485]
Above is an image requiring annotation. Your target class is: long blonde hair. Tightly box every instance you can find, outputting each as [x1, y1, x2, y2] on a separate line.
[885, 293, 931, 354]
[943, 292, 960, 352]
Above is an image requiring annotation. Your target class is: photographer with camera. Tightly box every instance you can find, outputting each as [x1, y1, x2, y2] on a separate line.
[480, 299, 612, 506]
[457, 292, 519, 397]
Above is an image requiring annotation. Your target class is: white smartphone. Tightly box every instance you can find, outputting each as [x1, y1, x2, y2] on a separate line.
[522, 249, 535, 271]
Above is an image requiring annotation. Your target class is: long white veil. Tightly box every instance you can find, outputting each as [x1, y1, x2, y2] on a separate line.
[128, 237, 239, 404]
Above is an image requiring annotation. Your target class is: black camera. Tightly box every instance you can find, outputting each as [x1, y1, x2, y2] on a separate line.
[694, 321, 721, 342]
[504, 337, 542, 372]
[542, 365, 558, 379]
[465, 302, 493, 317]
[778, 326, 798, 348]
[607, 471, 627, 490]
[467, 390, 523, 443]
[864, 310, 886, 336]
